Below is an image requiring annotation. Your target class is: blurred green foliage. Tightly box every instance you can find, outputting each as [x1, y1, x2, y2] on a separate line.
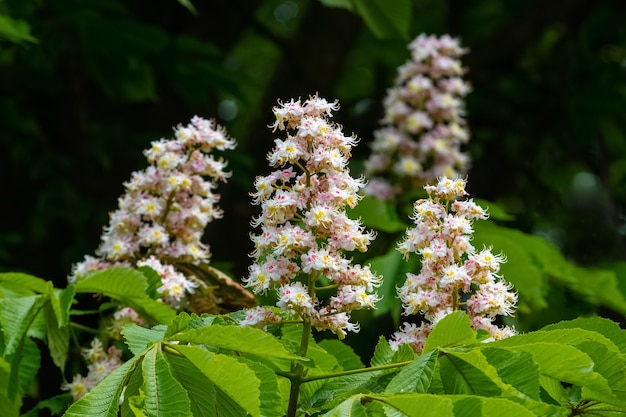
[1, 0, 626, 380]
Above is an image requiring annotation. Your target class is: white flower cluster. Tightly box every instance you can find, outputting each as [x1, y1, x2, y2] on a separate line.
[390, 177, 517, 353]
[242, 95, 381, 339]
[364, 34, 471, 200]
[68, 116, 236, 310]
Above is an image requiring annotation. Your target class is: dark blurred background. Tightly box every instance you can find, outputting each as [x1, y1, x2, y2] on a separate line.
[2, 0, 626, 315]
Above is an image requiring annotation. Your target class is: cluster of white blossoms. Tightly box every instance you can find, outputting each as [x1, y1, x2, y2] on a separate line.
[389, 177, 517, 353]
[364, 34, 471, 201]
[68, 116, 236, 309]
[61, 339, 123, 401]
[241, 95, 381, 339]
[63, 117, 235, 399]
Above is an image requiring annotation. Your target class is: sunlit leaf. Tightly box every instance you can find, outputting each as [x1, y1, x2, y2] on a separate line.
[140, 348, 192, 417]
[423, 311, 477, 353]
[0, 294, 45, 356]
[44, 301, 69, 370]
[172, 344, 261, 417]
[321, 394, 369, 417]
[64, 357, 140, 417]
[0, 272, 49, 294]
[439, 350, 503, 396]
[385, 350, 437, 394]
[121, 324, 167, 356]
[170, 324, 302, 366]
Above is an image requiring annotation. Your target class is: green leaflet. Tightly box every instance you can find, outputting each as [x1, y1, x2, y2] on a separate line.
[439, 350, 503, 397]
[139, 348, 193, 417]
[121, 323, 167, 356]
[235, 357, 285, 417]
[64, 357, 140, 417]
[385, 350, 437, 394]
[43, 301, 69, 370]
[0, 295, 45, 356]
[170, 324, 303, 367]
[172, 344, 262, 417]
[74, 267, 176, 324]
[165, 352, 217, 416]
[422, 311, 477, 353]
[480, 347, 540, 401]
[321, 394, 369, 417]
[0, 272, 49, 294]
[371, 336, 415, 367]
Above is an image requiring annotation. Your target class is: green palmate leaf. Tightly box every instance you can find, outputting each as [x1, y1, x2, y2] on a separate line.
[353, 0, 412, 40]
[480, 347, 540, 400]
[492, 324, 626, 404]
[321, 394, 369, 417]
[422, 311, 477, 353]
[541, 316, 626, 353]
[170, 324, 302, 367]
[347, 195, 406, 233]
[50, 285, 76, 327]
[311, 372, 380, 410]
[75, 267, 154, 297]
[236, 357, 285, 417]
[0, 337, 39, 407]
[0, 272, 50, 295]
[44, 301, 69, 370]
[163, 312, 194, 338]
[172, 344, 261, 417]
[577, 340, 626, 407]
[64, 357, 140, 417]
[120, 361, 144, 417]
[385, 350, 437, 394]
[371, 336, 415, 367]
[0, 294, 45, 356]
[75, 267, 176, 324]
[15, 337, 40, 398]
[318, 339, 364, 370]
[140, 348, 193, 417]
[165, 352, 217, 416]
[450, 396, 540, 417]
[368, 393, 455, 417]
[439, 350, 503, 396]
[494, 341, 607, 393]
[121, 323, 167, 356]
[137, 265, 165, 300]
[539, 375, 566, 404]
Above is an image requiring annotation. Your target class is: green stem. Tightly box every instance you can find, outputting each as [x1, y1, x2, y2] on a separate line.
[69, 321, 100, 334]
[286, 272, 319, 417]
[301, 360, 413, 383]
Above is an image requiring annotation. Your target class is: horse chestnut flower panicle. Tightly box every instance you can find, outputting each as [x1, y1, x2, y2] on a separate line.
[390, 177, 518, 353]
[242, 95, 381, 339]
[68, 116, 236, 308]
[364, 34, 471, 201]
